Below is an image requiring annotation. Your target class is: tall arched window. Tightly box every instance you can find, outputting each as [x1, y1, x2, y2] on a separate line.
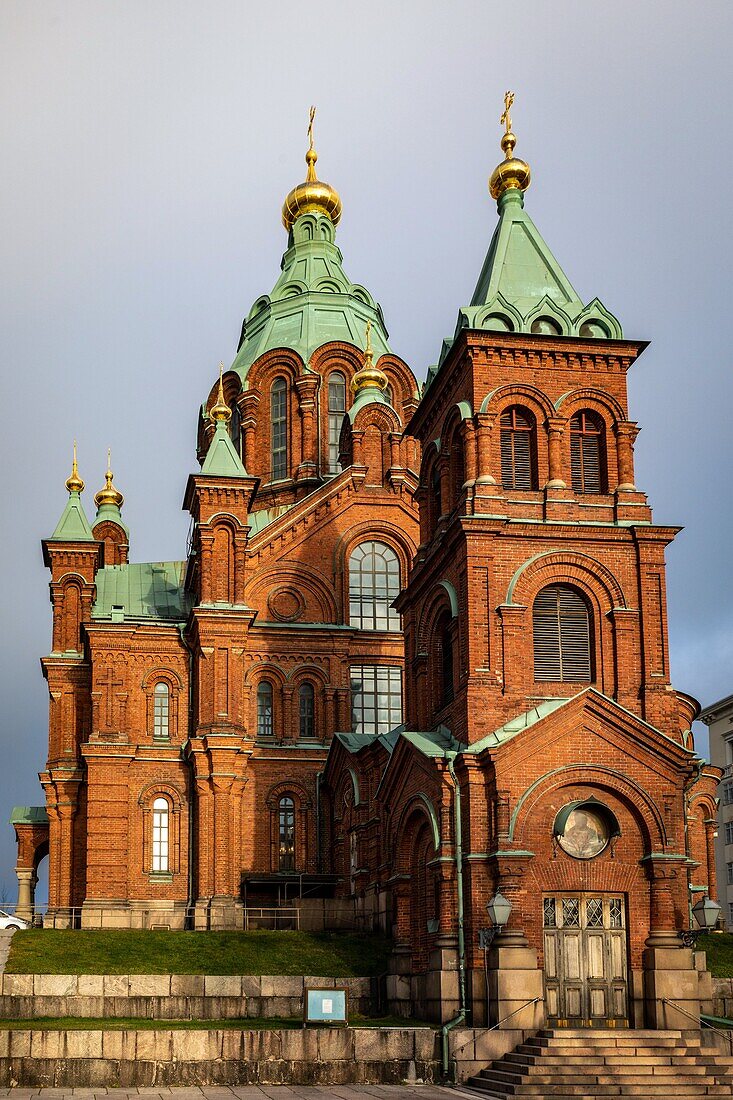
[438, 613, 454, 708]
[570, 410, 604, 493]
[271, 378, 287, 481]
[278, 796, 295, 872]
[500, 406, 537, 490]
[327, 371, 346, 474]
[153, 682, 169, 739]
[533, 584, 592, 682]
[257, 680, 274, 738]
[230, 400, 241, 456]
[299, 682, 315, 739]
[349, 541, 400, 631]
[152, 797, 169, 872]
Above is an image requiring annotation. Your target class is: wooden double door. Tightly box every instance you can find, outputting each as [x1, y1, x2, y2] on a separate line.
[543, 893, 629, 1026]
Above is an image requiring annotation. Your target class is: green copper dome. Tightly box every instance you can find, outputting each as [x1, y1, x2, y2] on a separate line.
[230, 211, 391, 381]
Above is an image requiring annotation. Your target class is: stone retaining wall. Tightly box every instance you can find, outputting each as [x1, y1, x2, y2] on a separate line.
[0, 1027, 439, 1087]
[712, 977, 733, 1019]
[0, 974, 377, 1020]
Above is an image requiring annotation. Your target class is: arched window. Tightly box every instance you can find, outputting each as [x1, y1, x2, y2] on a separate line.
[271, 378, 287, 481]
[229, 400, 241, 456]
[533, 585, 592, 682]
[500, 406, 537, 490]
[152, 797, 169, 872]
[278, 796, 295, 872]
[327, 371, 346, 474]
[257, 680, 274, 738]
[531, 316, 562, 336]
[349, 541, 400, 631]
[438, 613, 454, 708]
[299, 682, 315, 739]
[153, 682, 169, 739]
[570, 410, 605, 493]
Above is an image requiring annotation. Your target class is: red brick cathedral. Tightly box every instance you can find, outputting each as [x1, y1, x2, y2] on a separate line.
[14, 104, 719, 1029]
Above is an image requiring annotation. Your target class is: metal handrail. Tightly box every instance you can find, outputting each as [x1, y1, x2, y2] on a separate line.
[451, 997, 542, 1056]
[662, 997, 733, 1054]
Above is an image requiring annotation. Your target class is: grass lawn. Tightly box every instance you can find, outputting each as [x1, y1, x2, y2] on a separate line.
[6, 929, 392, 976]
[698, 933, 733, 978]
[0, 1016, 431, 1031]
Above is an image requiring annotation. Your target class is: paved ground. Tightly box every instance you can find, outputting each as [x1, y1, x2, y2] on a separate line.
[0, 1088, 475, 1098]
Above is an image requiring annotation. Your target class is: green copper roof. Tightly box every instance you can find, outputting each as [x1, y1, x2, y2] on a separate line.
[91, 561, 192, 622]
[348, 384, 394, 423]
[466, 696, 571, 754]
[431, 188, 622, 374]
[94, 501, 129, 537]
[201, 420, 248, 477]
[230, 212, 391, 381]
[49, 491, 95, 542]
[10, 806, 49, 826]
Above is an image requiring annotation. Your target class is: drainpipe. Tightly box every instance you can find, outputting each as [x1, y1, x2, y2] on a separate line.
[179, 623, 196, 927]
[683, 757, 704, 927]
[441, 752, 466, 1083]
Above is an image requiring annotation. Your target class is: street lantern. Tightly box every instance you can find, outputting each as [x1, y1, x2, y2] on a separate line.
[692, 895, 722, 932]
[487, 892, 512, 930]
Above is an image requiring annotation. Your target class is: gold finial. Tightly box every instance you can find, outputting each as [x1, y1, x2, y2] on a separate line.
[65, 439, 85, 494]
[94, 447, 124, 510]
[489, 90, 530, 202]
[210, 362, 232, 424]
[281, 105, 343, 231]
[351, 319, 389, 396]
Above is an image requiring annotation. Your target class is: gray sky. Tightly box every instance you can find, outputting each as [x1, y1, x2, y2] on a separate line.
[1, 0, 731, 905]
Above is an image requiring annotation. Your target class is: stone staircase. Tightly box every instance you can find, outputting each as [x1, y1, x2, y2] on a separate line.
[466, 1028, 733, 1098]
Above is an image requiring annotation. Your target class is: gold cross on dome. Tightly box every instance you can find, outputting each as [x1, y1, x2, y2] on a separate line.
[500, 91, 514, 134]
[308, 106, 316, 151]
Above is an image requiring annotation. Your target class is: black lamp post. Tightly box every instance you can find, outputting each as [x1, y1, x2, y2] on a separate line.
[680, 895, 722, 947]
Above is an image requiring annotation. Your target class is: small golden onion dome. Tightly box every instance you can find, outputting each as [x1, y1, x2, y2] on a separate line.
[95, 450, 124, 510]
[281, 107, 342, 231]
[489, 92, 531, 201]
[210, 362, 232, 424]
[65, 440, 84, 494]
[351, 320, 389, 395]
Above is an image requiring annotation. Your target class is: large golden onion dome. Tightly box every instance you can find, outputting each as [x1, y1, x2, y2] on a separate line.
[281, 107, 342, 231]
[65, 440, 84, 494]
[489, 91, 531, 201]
[94, 449, 124, 509]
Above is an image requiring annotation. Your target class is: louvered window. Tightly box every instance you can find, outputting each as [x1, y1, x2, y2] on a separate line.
[533, 585, 592, 682]
[271, 378, 287, 481]
[500, 406, 536, 490]
[440, 616, 454, 707]
[570, 410, 604, 493]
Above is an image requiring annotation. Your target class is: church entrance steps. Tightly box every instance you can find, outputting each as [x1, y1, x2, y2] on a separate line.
[465, 1028, 733, 1098]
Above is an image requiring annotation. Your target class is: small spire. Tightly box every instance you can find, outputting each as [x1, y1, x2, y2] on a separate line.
[281, 106, 343, 231]
[489, 90, 531, 203]
[210, 362, 232, 424]
[351, 319, 389, 396]
[94, 448, 124, 510]
[65, 440, 85, 494]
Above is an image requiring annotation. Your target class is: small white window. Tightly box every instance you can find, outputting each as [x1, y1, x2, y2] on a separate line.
[153, 683, 169, 739]
[152, 797, 169, 873]
[724, 784, 733, 806]
[726, 822, 733, 846]
[727, 862, 733, 886]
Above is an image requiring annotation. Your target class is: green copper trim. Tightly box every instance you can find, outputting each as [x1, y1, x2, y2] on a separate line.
[49, 491, 95, 542]
[9, 806, 49, 826]
[94, 501, 129, 537]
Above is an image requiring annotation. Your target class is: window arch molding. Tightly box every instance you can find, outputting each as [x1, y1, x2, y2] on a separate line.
[555, 389, 625, 488]
[141, 669, 182, 741]
[265, 782, 312, 873]
[137, 782, 185, 876]
[482, 384, 555, 488]
[505, 550, 627, 612]
[336, 522, 414, 624]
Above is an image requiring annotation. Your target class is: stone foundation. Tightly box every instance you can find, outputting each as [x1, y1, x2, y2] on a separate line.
[0, 1028, 439, 1087]
[0, 974, 378, 1020]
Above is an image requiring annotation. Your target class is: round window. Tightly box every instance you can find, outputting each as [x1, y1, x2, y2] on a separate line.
[557, 807, 610, 860]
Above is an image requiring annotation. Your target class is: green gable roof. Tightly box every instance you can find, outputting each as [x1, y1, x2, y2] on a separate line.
[230, 212, 390, 381]
[91, 561, 192, 623]
[201, 420, 248, 477]
[49, 491, 95, 542]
